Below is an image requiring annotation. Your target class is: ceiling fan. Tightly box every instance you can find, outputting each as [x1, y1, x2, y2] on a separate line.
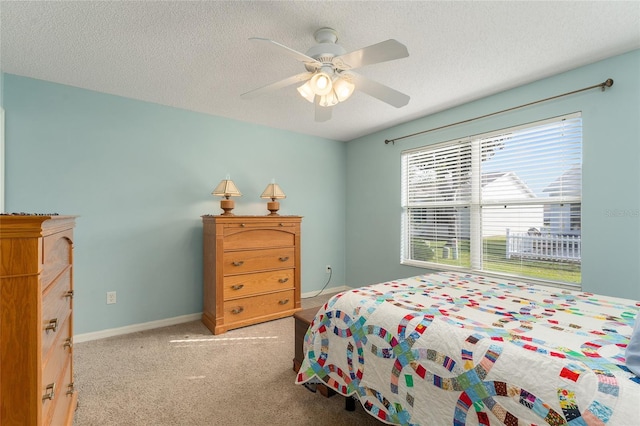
[240, 27, 410, 122]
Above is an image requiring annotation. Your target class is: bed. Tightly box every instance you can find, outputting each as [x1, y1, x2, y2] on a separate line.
[295, 271, 640, 425]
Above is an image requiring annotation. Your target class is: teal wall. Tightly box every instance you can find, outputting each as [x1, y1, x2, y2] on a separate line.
[3, 49, 639, 336]
[1, 72, 4, 213]
[346, 49, 640, 300]
[3, 74, 346, 334]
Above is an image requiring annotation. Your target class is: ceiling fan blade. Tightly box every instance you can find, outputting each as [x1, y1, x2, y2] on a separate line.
[314, 97, 333, 122]
[250, 37, 321, 68]
[332, 39, 409, 70]
[241, 72, 313, 99]
[349, 72, 410, 108]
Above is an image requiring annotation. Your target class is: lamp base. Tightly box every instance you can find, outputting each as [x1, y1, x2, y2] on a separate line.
[220, 199, 235, 216]
[266, 201, 280, 216]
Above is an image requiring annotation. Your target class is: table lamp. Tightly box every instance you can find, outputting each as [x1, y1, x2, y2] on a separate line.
[260, 179, 286, 216]
[212, 175, 242, 215]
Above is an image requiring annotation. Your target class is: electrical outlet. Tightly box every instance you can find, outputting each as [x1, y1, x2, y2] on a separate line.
[325, 265, 332, 273]
[106, 291, 117, 304]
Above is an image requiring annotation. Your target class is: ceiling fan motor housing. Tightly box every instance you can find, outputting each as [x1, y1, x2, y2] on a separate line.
[304, 27, 346, 71]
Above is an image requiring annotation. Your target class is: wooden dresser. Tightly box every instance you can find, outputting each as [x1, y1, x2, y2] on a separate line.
[202, 215, 302, 334]
[0, 215, 78, 426]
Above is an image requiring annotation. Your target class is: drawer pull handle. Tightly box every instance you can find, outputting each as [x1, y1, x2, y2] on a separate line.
[231, 307, 244, 315]
[43, 383, 56, 401]
[279, 256, 289, 262]
[279, 299, 289, 305]
[232, 261, 244, 267]
[45, 318, 59, 333]
[67, 382, 76, 396]
[64, 290, 74, 299]
[64, 337, 73, 350]
[231, 284, 244, 291]
[241, 223, 246, 227]
[278, 277, 289, 283]
[279, 223, 284, 227]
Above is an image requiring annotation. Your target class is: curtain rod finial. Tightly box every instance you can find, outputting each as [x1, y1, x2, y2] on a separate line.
[384, 139, 394, 145]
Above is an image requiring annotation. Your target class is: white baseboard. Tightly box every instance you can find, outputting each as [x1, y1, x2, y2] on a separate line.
[74, 286, 350, 343]
[74, 313, 202, 343]
[301, 285, 350, 299]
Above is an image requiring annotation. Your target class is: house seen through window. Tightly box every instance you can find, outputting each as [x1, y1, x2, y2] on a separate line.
[401, 113, 582, 287]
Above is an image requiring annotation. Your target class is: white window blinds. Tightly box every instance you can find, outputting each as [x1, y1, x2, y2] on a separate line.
[401, 113, 582, 287]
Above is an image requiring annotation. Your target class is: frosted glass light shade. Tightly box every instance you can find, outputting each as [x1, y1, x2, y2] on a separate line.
[299, 69, 354, 106]
[297, 81, 315, 103]
[319, 91, 339, 107]
[309, 72, 333, 96]
[333, 77, 355, 102]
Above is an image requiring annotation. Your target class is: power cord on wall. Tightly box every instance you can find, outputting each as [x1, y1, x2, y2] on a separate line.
[302, 266, 332, 299]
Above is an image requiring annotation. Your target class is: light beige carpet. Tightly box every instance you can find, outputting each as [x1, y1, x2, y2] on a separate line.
[72, 294, 383, 425]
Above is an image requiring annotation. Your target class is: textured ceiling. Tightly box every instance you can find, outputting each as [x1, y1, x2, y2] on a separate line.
[1, 1, 639, 141]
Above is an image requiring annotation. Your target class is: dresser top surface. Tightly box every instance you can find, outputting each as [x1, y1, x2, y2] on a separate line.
[0, 215, 77, 238]
[202, 215, 302, 223]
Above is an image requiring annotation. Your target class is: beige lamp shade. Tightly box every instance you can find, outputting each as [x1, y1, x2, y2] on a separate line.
[260, 183, 286, 201]
[212, 177, 242, 216]
[212, 179, 242, 199]
[260, 181, 286, 216]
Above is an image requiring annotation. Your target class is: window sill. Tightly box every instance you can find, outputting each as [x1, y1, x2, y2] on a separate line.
[400, 259, 581, 291]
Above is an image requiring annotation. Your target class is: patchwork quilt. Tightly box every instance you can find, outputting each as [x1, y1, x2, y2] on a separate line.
[295, 272, 640, 425]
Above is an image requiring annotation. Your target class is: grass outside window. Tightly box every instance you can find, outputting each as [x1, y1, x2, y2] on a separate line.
[410, 237, 580, 284]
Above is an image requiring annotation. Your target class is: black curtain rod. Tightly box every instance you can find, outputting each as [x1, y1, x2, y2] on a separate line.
[384, 78, 614, 145]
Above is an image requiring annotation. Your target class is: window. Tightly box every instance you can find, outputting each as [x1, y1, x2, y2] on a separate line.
[401, 113, 582, 287]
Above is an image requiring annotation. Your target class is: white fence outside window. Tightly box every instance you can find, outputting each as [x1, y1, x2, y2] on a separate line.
[505, 229, 581, 262]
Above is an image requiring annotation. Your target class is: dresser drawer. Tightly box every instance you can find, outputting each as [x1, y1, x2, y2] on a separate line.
[42, 268, 72, 358]
[223, 247, 294, 274]
[42, 316, 73, 424]
[47, 358, 75, 426]
[224, 269, 295, 300]
[224, 221, 298, 230]
[224, 290, 295, 323]
[43, 229, 73, 265]
[223, 228, 295, 250]
[42, 229, 73, 289]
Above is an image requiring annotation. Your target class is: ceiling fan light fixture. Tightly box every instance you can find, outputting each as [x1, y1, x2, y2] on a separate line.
[297, 81, 315, 103]
[309, 71, 333, 96]
[319, 90, 339, 107]
[333, 77, 355, 102]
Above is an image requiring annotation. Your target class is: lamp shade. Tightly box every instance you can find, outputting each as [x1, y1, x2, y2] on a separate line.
[333, 76, 355, 102]
[212, 179, 242, 198]
[309, 71, 333, 96]
[260, 183, 286, 200]
[319, 90, 339, 107]
[297, 81, 315, 103]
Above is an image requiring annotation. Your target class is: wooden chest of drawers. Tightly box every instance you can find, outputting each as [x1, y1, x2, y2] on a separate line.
[202, 215, 301, 334]
[0, 215, 78, 426]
